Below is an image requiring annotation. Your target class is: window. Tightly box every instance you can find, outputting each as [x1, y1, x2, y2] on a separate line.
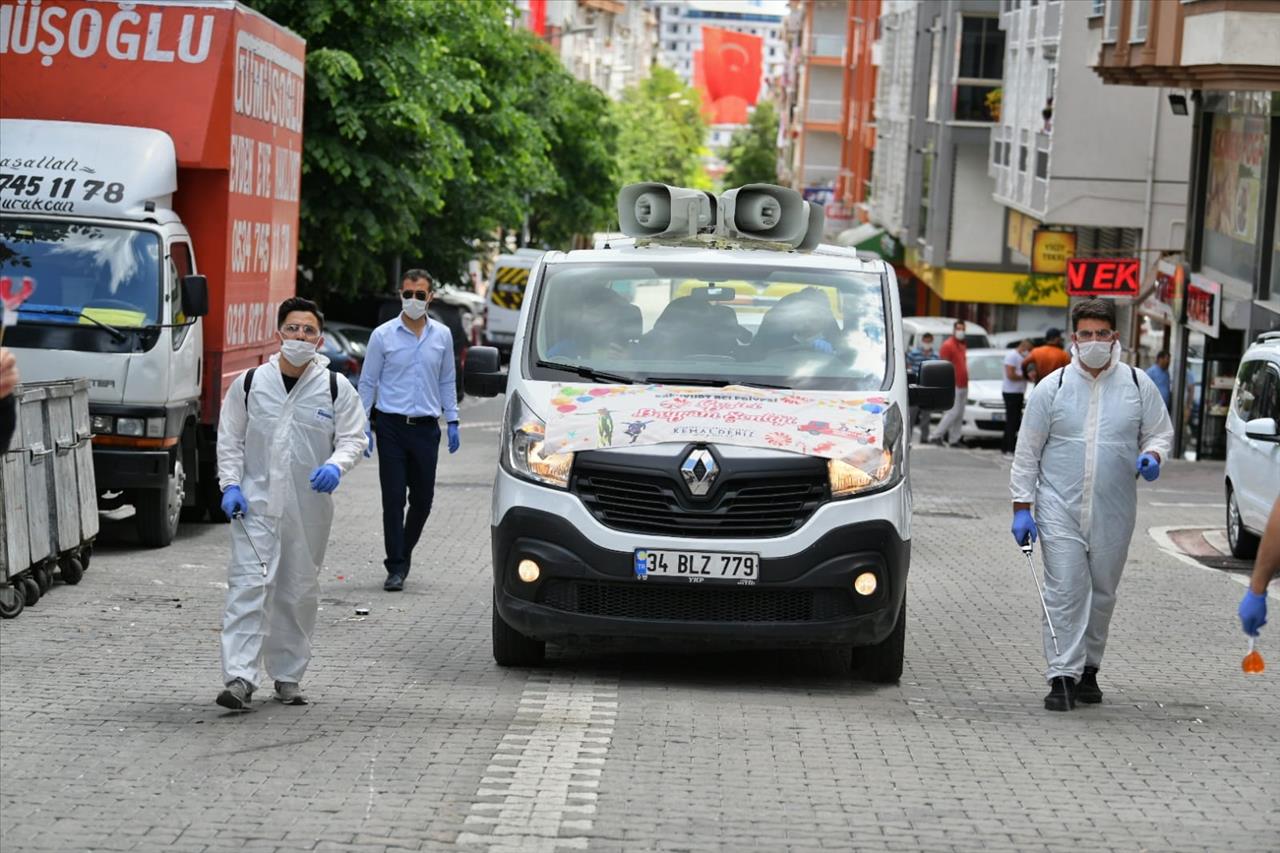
[1019, 144, 1029, 173]
[1103, 0, 1119, 41]
[1089, 0, 1104, 14]
[1035, 149, 1048, 179]
[954, 16, 1004, 122]
[919, 150, 934, 235]
[168, 240, 193, 337]
[1129, 0, 1149, 42]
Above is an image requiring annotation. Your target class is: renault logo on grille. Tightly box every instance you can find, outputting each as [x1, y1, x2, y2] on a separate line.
[680, 448, 719, 496]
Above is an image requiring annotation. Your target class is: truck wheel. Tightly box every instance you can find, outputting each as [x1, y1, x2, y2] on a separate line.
[1227, 486, 1259, 559]
[135, 452, 186, 547]
[492, 599, 545, 667]
[59, 555, 84, 586]
[0, 586, 23, 619]
[20, 576, 40, 607]
[851, 596, 906, 684]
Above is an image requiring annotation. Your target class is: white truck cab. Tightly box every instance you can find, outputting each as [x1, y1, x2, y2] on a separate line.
[463, 183, 955, 681]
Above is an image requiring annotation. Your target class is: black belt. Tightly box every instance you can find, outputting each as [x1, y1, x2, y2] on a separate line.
[374, 409, 438, 426]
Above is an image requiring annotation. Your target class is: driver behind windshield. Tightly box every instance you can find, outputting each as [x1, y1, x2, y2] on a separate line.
[544, 285, 637, 361]
[748, 287, 840, 359]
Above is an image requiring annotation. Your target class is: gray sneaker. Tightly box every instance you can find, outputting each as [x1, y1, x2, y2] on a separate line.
[274, 681, 308, 705]
[216, 678, 254, 711]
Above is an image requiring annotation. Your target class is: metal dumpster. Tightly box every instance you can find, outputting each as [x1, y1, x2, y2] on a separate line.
[0, 379, 96, 618]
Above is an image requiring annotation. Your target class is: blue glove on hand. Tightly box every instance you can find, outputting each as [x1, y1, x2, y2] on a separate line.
[309, 463, 341, 494]
[363, 426, 374, 458]
[812, 338, 835, 354]
[447, 422, 460, 454]
[1239, 589, 1268, 637]
[1012, 508, 1038, 546]
[1136, 452, 1160, 482]
[221, 485, 248, 518]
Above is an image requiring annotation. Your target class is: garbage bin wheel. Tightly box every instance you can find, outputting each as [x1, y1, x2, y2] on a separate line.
[60, 556, 84, 586]
[80, 546, 93, 571]
[20, 576, 40, 607]
[0, 586, 23, 619]
[33, 564, 53, 594]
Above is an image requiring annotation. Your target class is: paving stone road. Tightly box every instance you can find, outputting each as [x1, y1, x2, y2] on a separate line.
[2, 396, 1276, 852]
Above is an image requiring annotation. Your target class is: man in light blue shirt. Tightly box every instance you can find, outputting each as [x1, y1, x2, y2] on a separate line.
[1146, 349, 1172, 412]
[358, 269, 460, 591]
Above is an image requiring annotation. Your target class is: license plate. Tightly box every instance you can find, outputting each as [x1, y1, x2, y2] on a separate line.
[634, 549, 759, 584]
[991, 412, 1004, 422]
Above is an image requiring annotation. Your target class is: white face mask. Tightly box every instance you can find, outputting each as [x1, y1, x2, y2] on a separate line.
[402, 297, 428, 320]
[279, 338, 317, 367]
[954, 331, 966, 341]
[1076, 340, 1116, 369]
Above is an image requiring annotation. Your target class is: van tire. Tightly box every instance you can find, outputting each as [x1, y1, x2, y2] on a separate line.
[1227, 485, 1259, 559]
[492, 600, 545, 667]
[852, 596, 906, 684]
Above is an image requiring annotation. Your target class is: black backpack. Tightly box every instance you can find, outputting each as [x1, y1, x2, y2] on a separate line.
[243, 366, 339, 409]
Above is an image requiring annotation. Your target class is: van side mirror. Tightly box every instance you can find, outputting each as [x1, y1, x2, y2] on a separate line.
[908, 359, 955, 409]
[464, 345, 506, 397]
[181, 274, 209, 318]
[1244, 417, 1280, 442]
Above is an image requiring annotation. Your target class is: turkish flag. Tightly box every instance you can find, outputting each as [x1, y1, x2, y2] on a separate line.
[712, 96, 750, 124]
[528, 0, 546, 37]
[702, 27, 763, 106]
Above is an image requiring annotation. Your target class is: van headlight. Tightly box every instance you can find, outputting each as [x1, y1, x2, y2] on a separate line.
[501, 394, 573, 489]
[828, 403, 904, 498]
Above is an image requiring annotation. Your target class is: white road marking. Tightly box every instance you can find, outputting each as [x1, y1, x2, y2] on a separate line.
[458, 672, 618, 853]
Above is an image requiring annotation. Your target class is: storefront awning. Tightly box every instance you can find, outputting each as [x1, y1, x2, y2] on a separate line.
[836, 224, 903, 262]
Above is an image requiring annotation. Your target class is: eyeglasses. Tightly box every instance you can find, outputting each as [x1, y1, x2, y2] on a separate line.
[280, 323, 321, 339]
[1073, 329, 1117, 342]
[401, 289, 431, 301]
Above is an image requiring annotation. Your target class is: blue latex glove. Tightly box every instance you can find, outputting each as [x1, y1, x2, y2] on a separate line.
[1012, 509, 1038, 546]
[1136, 452, 1160, 482]
[812, 338, 834, 354]
[309, 463, 341, 494]
[220, 485, 248, 518]
[363, 426, 374, 458]
[447, 422, 460, 454]
[1239, 589, 1267, 637]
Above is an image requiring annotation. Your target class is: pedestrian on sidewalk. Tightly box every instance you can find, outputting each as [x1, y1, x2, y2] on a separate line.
[1022, 328, 1071, 384]
[933, 321, 968, 447]
[1146, 350, 1173, 412]
[1238, 497, 1279, 638]
[906, 333, 936, 445]
[1001, 339, 1032, 457]
[215, 298, 369, 710]
[358, 270, 460, 593]
[1009, 299, 1173, 712]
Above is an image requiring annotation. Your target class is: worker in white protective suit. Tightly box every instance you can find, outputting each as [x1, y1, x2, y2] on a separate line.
[214, 297, 368, 710]
[1009, 298, 1173, 712]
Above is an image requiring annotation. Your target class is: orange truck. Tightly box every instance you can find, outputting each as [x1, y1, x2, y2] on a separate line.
[0, 0, 305, 545]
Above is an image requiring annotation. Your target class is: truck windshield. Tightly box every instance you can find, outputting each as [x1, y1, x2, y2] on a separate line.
[1, 218, 162, 328]
[528, 261, 890, 391]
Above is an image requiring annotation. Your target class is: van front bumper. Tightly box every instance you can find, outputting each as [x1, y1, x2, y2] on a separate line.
[492, 508, 910, 649]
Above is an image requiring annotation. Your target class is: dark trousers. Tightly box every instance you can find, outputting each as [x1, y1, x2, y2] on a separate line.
[1002, 392, 1024, 454]
[374, 414, 441, 577]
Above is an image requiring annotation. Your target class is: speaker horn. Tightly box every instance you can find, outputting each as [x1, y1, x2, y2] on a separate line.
[618, 183, 716, 239]
[796, 201, 826, 251]
[718, 183, 809, 247]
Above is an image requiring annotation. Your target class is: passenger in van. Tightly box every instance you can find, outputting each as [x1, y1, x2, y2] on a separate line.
[639, 294, 746, 359]
[545, 287, 639, 361]
[747, 287, 839, 359]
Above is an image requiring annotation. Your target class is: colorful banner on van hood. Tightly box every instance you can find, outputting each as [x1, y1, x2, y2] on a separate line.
[541, 384, 892, 475]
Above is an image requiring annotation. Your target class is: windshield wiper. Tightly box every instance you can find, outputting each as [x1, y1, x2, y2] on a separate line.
[19, 307, 127, 342]
[535, 360, 638, 385]
[642, 376, 791, 390]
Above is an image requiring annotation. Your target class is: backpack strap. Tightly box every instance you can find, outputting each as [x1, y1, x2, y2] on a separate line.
[1129, 364, 1139, 389]
[329, 368, 338, 403]
[244, 364, 339, 410]
[243, 366, 257, 408]
[1056, 367, 1065, 389]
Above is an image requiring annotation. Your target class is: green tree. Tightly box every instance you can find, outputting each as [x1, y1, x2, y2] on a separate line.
[613, 67, 709, 188]
[723, 101, 779, 187]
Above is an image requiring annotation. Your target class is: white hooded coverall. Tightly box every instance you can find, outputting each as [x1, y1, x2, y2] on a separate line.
[1010, 355, 1173, 682]
[216, 354, 368, 687]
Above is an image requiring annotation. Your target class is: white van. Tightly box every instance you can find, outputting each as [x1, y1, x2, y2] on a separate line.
[463, 183, 955, 681]
[1224, 330, 1280, 558]
[483, 248, 545, 357]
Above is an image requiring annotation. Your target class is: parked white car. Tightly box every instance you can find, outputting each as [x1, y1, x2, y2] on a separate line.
[961, 348, 1012, 442]
[1224, 331, 1280, 558]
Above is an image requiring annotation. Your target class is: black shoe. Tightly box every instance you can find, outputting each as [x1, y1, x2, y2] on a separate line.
[383, 574, 404, 592]
[1044, 676, 1076, 712]
[1076, 666, 1103, 704]
[216, 678, 253, 711]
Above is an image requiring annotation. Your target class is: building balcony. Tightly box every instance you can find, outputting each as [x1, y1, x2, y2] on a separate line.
[807, 34, 845, 64]
[804, 99, 844, 126]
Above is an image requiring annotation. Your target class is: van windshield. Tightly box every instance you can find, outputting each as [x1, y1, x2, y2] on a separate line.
[1, 218, 162, 328]
[528, 261, 890, 391]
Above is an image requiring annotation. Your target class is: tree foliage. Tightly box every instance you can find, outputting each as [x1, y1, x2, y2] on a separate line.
[246, 0, 622, 300]
[723, 101, 780, 187]
[613, 67, 710, 190]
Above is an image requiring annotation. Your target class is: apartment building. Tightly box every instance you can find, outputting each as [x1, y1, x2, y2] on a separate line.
[516, 0, 658, 101]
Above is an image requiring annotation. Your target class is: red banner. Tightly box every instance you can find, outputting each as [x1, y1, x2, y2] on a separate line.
[1065, 258, 1141, 298]
[528, 0, 547, 37]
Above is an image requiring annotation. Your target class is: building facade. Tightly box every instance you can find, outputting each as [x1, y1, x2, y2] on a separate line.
[517, 0, 658, 101]
[992, 0, 1191, 335]
[1094, 0, 1280, 459]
